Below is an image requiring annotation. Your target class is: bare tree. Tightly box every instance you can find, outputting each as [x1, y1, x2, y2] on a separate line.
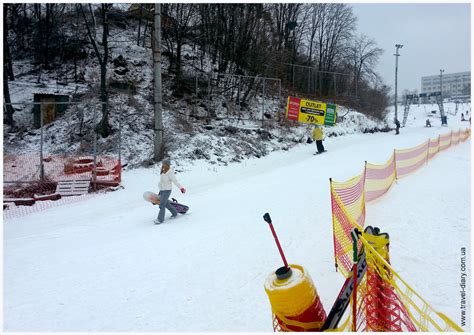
[4, 4, 14, 80]
[348, 34, 383, 96]
[162, 3, 198, 94]
[4, 4, 15, 126]
[306, 4, 324, 65]
[315, 4, 356, 94]
[80, 3, 112, 138]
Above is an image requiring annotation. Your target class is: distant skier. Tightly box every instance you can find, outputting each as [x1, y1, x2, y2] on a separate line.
[394, 118, 400, 135]
[425, 119, 432, 127]
[156, 158, 186, 224]
[461, 113, 465, 121]
[312, 124, 326, 154]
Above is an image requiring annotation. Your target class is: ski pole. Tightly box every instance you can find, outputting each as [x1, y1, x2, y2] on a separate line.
[263, 213, 290, 271]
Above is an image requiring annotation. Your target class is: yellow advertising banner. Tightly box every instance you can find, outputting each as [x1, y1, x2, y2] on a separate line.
[286, 96, 337, 126]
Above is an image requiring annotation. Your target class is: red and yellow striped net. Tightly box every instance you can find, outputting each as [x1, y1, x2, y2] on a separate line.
[439, 132, 453, 151]
[428, 135, 441, 160]
[331, 235, 463, 332]
[328, 128, 469, 331]
[394, 140, 429, 178]
[364, 154, 396, 203]
[330, 172, 365, 278]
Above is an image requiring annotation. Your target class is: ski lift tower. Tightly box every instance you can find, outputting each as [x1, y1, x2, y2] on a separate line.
[432, 91, 447, 126]
[402, 94, 416, 127]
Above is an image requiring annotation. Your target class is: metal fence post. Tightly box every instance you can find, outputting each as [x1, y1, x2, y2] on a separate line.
[195, 74, 198, 118]
[292, 64, 295, 89]
[93, 103, 97, 191]
[118, 105, 122, 165]
[262, 78, 266, 127]
[308, 68, 311, 93]
[277, 79, 282, 123]
[40, 102, 44, 181]
[208, 74, 211, 119]
[237, 75, 241, 106]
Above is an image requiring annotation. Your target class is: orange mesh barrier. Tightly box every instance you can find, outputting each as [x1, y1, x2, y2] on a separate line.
[394, 140, 429, 178]
[330, 128, 469, 281]
[332, 235, 462, 332]
[4, 154, 120, 183]
[364, 154, 396, 202]
[428, 136, 441, 160]
[439, 132, 453, 151]
[330, 173, 365, 278]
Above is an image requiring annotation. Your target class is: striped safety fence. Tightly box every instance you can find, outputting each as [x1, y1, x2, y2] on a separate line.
[328, 128, 469, 331]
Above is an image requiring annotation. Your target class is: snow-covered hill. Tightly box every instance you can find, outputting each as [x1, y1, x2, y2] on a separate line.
[4, 21, 396, 169]
[4, 101, 470, 331]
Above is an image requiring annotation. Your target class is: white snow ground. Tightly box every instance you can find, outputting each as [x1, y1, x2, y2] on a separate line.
[3, 103, 471, 331]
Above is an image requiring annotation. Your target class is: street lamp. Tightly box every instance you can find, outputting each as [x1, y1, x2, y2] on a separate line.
[439, 69, 445, 98]
[440, 69, 447, 125]
[394, 44, 403, 134]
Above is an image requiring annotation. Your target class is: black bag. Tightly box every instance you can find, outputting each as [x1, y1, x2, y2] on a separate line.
[306, 137, 313, 144]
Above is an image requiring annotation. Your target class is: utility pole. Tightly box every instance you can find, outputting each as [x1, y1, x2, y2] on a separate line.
[153, 3, 163, 162]
[439, 69, 447, 125]
[394, 44, 403, 134]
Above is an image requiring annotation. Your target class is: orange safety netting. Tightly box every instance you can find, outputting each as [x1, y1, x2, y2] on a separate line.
[439, 132, 453, 151]
[331, 235, 463, 332]
[428, 135, 441, 160]
[394, 140, 429, 178]
[4, 153, 121, 183]
[331, 128, 470, 278]
[330, 173, 365, 278]
[364, 154, 397, 202]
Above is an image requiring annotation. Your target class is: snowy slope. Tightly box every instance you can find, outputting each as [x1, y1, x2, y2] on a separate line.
[3, 102, 470, 331]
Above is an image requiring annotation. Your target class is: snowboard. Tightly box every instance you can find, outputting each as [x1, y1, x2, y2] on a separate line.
[314, 150, 327, 155]
[143, 191, 189, 214]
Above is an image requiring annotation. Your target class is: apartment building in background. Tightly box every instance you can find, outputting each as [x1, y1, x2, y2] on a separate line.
[421, 71, 470, 97]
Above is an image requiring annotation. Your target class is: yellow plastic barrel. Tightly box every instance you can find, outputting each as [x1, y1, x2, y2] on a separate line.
[264, 264, 327, 331]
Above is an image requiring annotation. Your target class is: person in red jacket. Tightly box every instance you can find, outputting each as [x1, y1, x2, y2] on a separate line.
[155, 158, 186, 224]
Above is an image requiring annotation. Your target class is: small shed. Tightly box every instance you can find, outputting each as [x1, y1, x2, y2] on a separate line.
[32, 91, 70, 128]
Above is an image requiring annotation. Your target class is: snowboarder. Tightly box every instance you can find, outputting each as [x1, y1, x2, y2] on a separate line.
[461, 113, 465, 121]
[425, 119, 432, 127]
[155, 158, 186, 224]
[312, 125, 325, 154]
[394, 118, 400, 135]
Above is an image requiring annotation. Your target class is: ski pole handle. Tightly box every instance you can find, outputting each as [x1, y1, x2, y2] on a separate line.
[263, 213, 289, 269]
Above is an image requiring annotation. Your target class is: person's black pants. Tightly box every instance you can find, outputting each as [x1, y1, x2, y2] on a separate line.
[316, 140, 325, 153]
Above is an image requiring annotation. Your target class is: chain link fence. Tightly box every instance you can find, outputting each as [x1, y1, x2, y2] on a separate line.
[4, 100, 122, 217]
[181, 72, 282, 127]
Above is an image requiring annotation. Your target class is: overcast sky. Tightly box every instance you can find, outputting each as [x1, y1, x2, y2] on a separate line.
[351, 3, 470, 94]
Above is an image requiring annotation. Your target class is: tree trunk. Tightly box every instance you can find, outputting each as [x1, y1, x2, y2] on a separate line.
[137, 5, 143, 46]
[175, 38, 182, 93]
[3, 4, 14, 80]
[142, 20, 148, 47]
[43, 4, 51, 69]
[4, 65, 15, 126]
[98, 4, 111, 138]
